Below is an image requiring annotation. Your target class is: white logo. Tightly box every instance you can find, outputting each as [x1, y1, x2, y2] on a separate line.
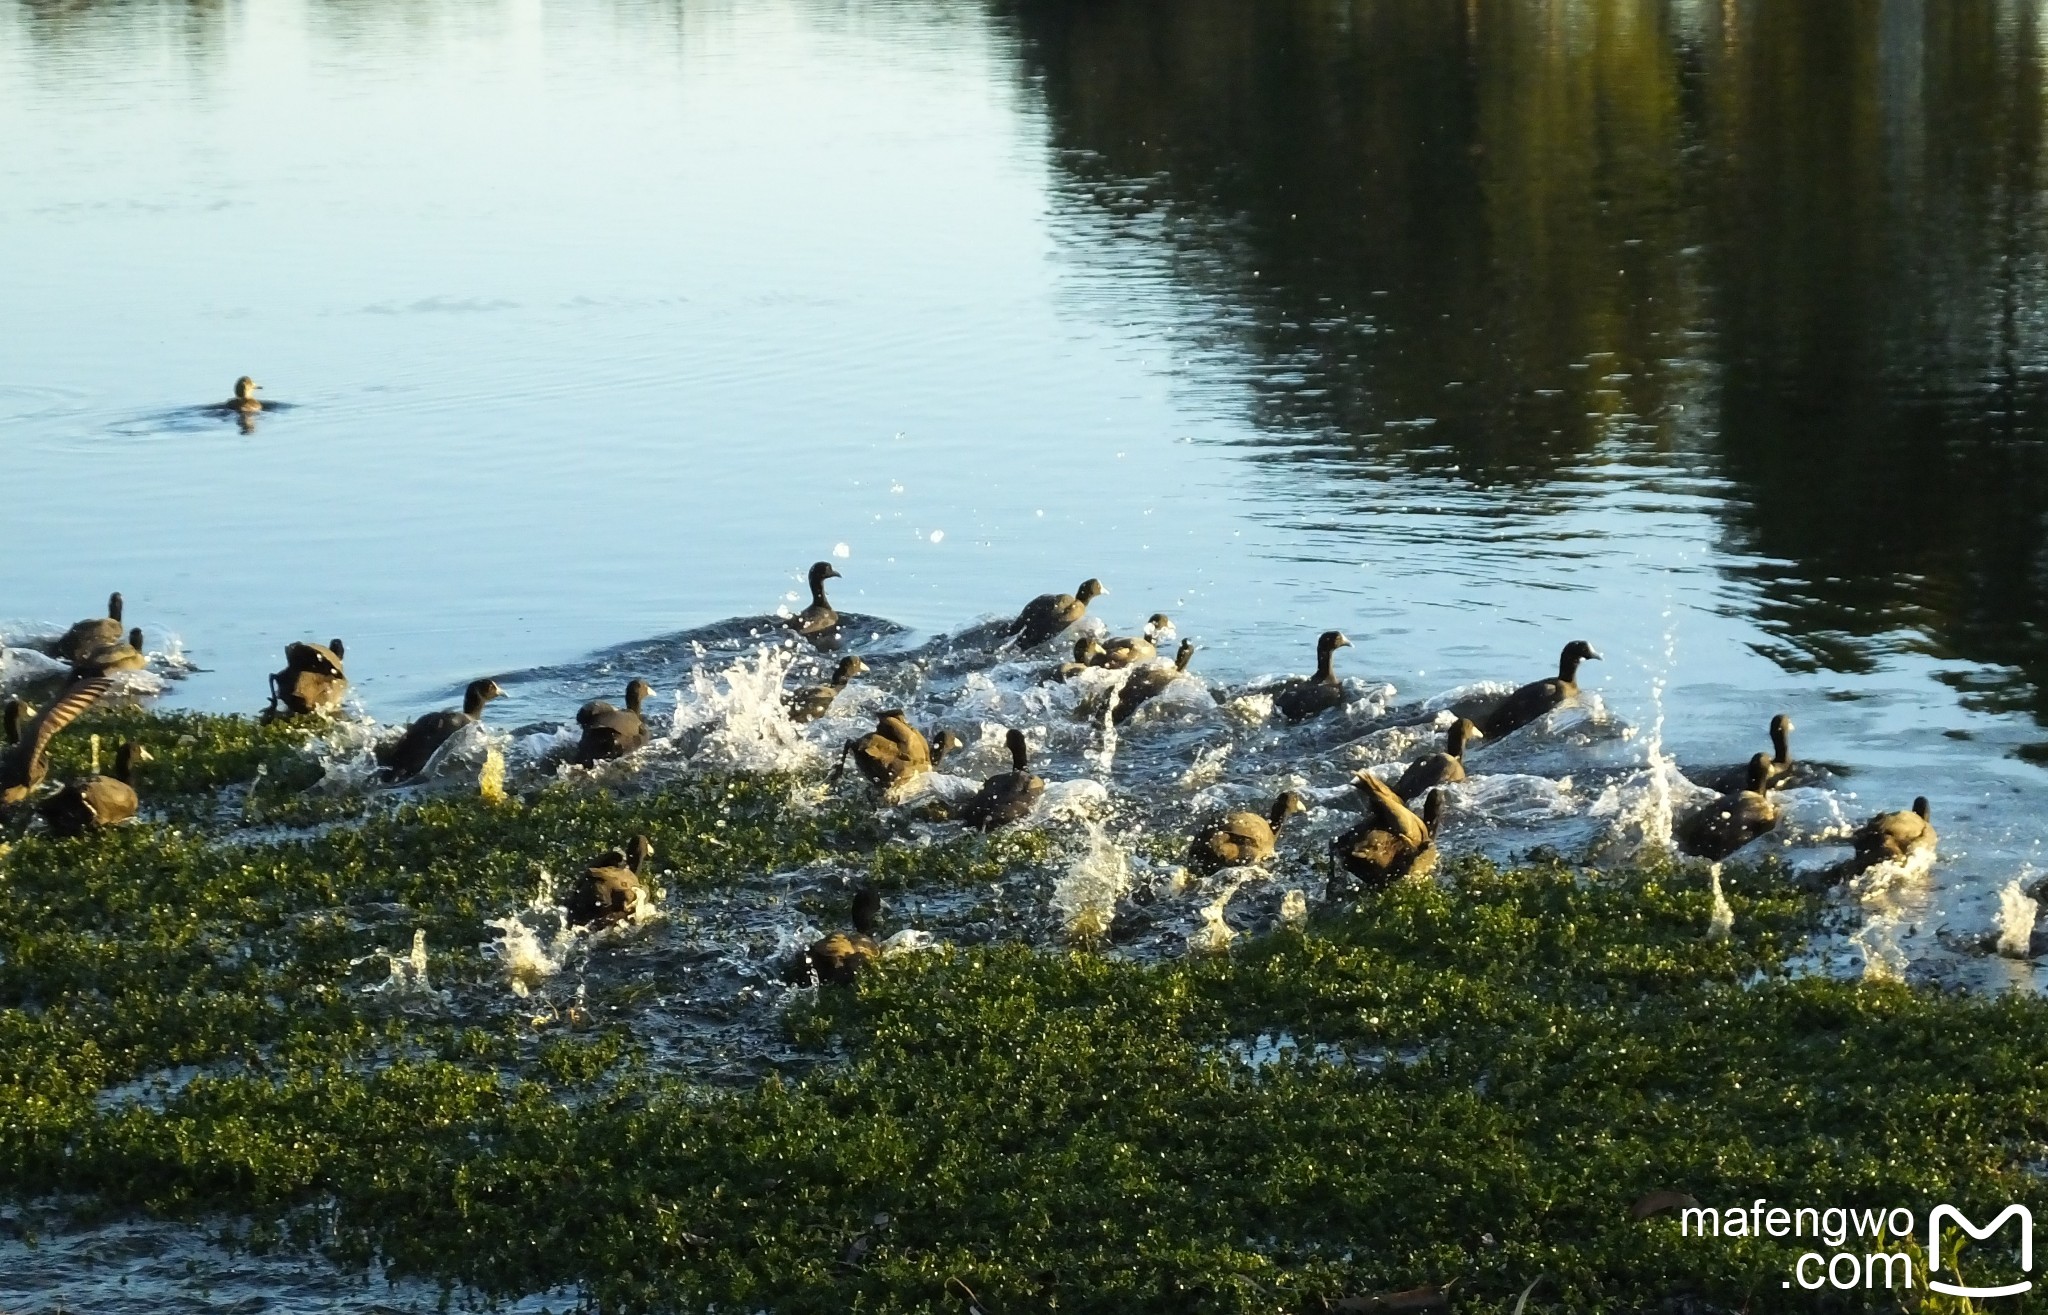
[1928, 1205, 2033, 1299]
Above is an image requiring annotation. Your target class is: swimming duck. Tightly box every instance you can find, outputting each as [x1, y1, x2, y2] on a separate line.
[37, 741, 151, 836]
[1834, 797, 1936, 880]
[791, 888, 884, 986]
[786, 656, 868, 725]
[1480, 640, 1601, 740]
[376, 678, 504, 781]
[1393, 718, 1483, 801]
[1111, 640, 1197, 724]
[1050, 636, 1107, 683]
[1272, 631, 1351, 723]
[566, 835, 652, 930]
[1099, 614, 1173, 669]
[790, 562, 843, 639]
[574, 679, 654, 765]
[1005, 578, 1105, 650]
[832, 710, 963, 791]
[224, 376, 263, 412]
[73, 627, 147, 677]
[267, 638, 347, 718]
[0, 678, 111, 807]
[1332, 775, 1444, 891]
[1690, 714, 1800, 794]
[1677, 752, 1778, 860]
[1189, 790, 1307, 874]
[53, 592, 124, 665]
[958, 728, 1044, 830]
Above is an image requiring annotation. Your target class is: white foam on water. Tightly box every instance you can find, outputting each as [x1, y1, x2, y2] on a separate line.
[1279, 888, 1308, 929]
[672, 647, 820, 773]
[355, 929, 434, 996]
[485, 913, 572, 999]
[1187, 895, 1236, 955]
[879, 928, 937, 956]
[0, 643, 67, 693]
[1029, 777, 1110, 824]
[1419, 680, 1514, 714]
[305, 714, 385, 790]
[1452, 773, 1578, 824]
[1706, 865, 1733, 941]
[1052, 821, 1130, 939]
[1179, 741, 1233, 790]
[1995, 880, 2039, 958]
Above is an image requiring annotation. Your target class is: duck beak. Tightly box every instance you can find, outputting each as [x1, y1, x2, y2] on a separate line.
[1587, 648, 1604, 662]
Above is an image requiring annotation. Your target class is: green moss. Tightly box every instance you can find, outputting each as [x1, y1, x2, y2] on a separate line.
[2, 710, 2044, 1313]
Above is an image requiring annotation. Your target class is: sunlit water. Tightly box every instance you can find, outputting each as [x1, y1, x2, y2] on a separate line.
[6, 0, 2048, 1305]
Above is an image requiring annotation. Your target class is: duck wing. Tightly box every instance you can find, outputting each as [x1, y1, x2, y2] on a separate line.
[1356, 772, 1429, 849]
[1393, 753, 1460, 802]
[25, 677, 112, 764]
[1480, 678, 1564, 739]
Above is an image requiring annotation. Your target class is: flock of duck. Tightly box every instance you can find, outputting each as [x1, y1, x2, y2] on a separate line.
[3, 564, 1940, 983]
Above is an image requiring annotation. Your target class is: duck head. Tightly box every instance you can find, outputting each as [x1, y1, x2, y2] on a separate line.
[1269, 791, 1308, 826]
[1446, 717, 1483, 756]
[1073, 635, 1105, 664]
[1422, 788, 1445, 836]
[126, 627, 144, 651]
[1318, 630, 1351, 656]
[852, 887, 882, 936]
[832, 656, 869, 686]
[1769, 713, 1794, 760]
[808, 561, 842, 590]
[932, 729, 964, 765]
[1145, 613, 1172, 637]
[623, 678, 654, 711]
[113, 741, 153, 782]
[625, 834, 654, 872]
[463, 679, 505, 716]
[1912, 796, 1930, 820]
[1004, 727, 1030, 770]
[1558, 639, 1602, 680]
[1743, 751, 1775, 794]
[108, 592, 124, 623]
[1172, 639, 1197, 671]
[330, 638, 346, 660]
[234, 376, 260, 401]
[1075, 578, 1106, 604]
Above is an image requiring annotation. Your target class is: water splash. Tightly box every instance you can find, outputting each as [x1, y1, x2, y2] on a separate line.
[478, 746, 508, 802]
[1187, 895, 1235, 955]
[1705, 865, 1733, 941]
[356, 929, 433, 995]
[1995, 880, 2039, 958]
[1278, 888, 1308, 930]
[1052, 822, 1129, 940]
[485, 914, 570, 998]
[673, 647, 817, 773]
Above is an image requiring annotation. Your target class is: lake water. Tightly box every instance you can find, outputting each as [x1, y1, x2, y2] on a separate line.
[7, 0, 2048, 1304]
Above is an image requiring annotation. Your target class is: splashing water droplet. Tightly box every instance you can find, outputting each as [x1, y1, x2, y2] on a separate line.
[1995, 879, 2038, 958]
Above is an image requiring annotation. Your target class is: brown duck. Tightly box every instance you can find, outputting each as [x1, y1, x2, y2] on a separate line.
[38, 741, 151, 836]
[790, 562, 843, 638]
[1272, 631, 1352, 723]
[790, 888, 884, 986]
[567, 835, 652, 930]
[74, 627, 148, 677]
[54, 592, 124, 665]
[377, 678, 504, 781]
[958, 728, 1045, 830]
[575, 679, 654, 765]
[223, 376, 263, 412]
[1481, 640, 1601, 740]
[1189, 791, 1307, 874]
[1677, 753, 1779, 860]
[1005, 578, 1105, 650]
[1333, 774, 1444, 890]
[267, 639, 348, 718]
[832, 710, 962, 791]
[786, 656, 867, 725]
[1050, 636, 1106, 683]
[1393, 718, 1483, 801]
[1830, 797, 1935, 881]
[1690, 714, 1800, 794]
[1, 678, 112, 807]
[1099, 614, 1173, 669]
[1111, 640, 1196, 724]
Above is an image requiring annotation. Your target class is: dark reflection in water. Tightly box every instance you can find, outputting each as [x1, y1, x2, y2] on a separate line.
[1010, 0, 2048, 723]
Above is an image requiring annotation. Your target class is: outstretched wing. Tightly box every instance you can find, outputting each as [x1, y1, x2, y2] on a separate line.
[1355, 772, 1429, 848]
[26, 677, 112, 763]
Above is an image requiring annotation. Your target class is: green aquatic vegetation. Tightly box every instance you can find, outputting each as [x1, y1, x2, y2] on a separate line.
[2, 710, 2045, 1313]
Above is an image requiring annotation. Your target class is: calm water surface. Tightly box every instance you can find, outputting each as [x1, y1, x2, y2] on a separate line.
[4, 0, 2048, 1298]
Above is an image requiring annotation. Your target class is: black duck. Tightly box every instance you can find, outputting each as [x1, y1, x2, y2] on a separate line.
[1393, 718, 1482, 801]
[53, 592, 123, 665]
[1480, 640, 1601, 740]
[1099, 613, 1172, 669]
[1677, 752, 1779, 861]
[377, 678, 504, 781]
[38, 741, 150, 836]
[74, 627, 147, 677]
[958, 728, 1044, 830]
[1111, 640, 1196, 724]
[567, 835, 652, 930]
[1189, 791, 1307, 874]
[1272, 631, 1351, 723]
[574, 679, 654, 766]
[1690, 714, 1804, 794]
[267, 638, 348, 718]
[790, 562, 843, 638]
[1005, 578, 1105, 650]
[790, 888, 884, 986]
[1332, 776, 1444, 891]
[786, 656, 867, 725]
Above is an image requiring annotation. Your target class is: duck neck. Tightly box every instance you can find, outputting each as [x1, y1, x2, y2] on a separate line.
[463, 690, 489, 717]
[1770, 723, 1790, 766]
[1557, 651, 1582, 683]
[1314, 648, 1337, 683]
[810, 578, 831, 608]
